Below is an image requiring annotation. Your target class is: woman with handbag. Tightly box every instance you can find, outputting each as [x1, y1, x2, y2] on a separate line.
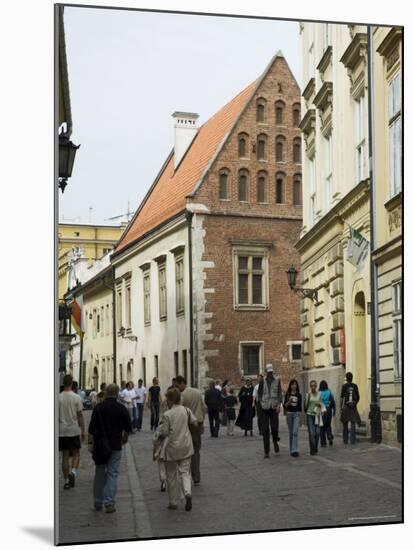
[304, 380, 325, 456]
[156, 388, 198, 511]
[318, 380, 336, 447]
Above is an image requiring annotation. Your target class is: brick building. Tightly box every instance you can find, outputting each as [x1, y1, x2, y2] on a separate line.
[111, 52, 302, 390]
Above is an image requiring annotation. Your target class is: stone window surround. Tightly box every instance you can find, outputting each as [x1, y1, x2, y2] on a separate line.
[231, 242, 271, 311]
[239, 341, 265, 377]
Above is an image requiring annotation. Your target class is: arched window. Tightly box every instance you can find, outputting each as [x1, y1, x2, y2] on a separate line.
[257, 171, 267, 203]
[257, 133, 267, 160]
[276, 136, 286, 162]
[293, 138, 302, 163]
[238, 170, 249, 202]
[256, 98, 266, 123]
[275, 172, 285, 204]
[293, 174, 302, 205]
[238, 132, 248, 158]
[219, 169, 229, 200]
[293, 103, 301, 127]
[275, 100, 285, 125]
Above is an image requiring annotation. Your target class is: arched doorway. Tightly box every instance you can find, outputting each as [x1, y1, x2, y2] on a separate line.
[92, 367, 99, 391]
[353, 291, 368, 415]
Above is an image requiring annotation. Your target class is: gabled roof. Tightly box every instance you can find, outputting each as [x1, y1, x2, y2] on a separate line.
[115, 52, 293, 255]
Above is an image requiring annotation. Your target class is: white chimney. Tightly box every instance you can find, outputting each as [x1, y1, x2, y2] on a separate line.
[172, 111, 199, 169]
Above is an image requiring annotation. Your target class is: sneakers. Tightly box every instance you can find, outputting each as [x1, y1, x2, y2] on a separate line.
[185, 495, 192, 511]
[291, 452, 299, 457]
[94, 503, 103, 511]
[274, 442, 280, 453]
[63, 482, 71, 490]
[160, 481, 166, 492]
[68, 472, 75, 488]
[264, 453, 270, 459]
[105, 504, 116, 514]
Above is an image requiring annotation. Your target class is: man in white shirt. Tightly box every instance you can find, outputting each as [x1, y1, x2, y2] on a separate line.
[134, 379, 147, 431]
[59, 374, 85, 490]
[119, 382, 137, 432]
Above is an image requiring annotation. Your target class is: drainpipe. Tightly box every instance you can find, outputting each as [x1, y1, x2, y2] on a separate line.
[367, 25, 382, 443]
[186, 210, 195, 387]
[112, 265, 117, 384]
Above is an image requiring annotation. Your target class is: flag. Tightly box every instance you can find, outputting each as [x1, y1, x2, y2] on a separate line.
[71, 295, 83, 336]
[346, 227, 369, 269]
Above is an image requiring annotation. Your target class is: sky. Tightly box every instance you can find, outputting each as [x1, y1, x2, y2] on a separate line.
[60, 7, 301, 224]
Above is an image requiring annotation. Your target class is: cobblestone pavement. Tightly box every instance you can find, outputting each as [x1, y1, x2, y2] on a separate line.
[58, 410, 402, 544]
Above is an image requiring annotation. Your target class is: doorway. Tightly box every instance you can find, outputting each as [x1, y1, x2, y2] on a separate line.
[353, 291, 368, 415]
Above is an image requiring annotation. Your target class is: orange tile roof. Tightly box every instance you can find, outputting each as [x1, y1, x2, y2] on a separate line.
[115, 79, 258, 253]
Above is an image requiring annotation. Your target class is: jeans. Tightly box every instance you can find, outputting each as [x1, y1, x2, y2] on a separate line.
[131, 406, 138, 431]
[136, 403, 144, 430]
[286, 412, 300, 454]
[306, 414, 320, 454]
[320, 408, 333, 446]
[343, 421, 356, 444]
[208, 407, 220, 437]
[262, 408, 279, 454]
[151, 401, 160, 429]
[94, 450, 122, 507]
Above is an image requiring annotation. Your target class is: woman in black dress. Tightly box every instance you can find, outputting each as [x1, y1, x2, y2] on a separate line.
[236, 379, 255, 436]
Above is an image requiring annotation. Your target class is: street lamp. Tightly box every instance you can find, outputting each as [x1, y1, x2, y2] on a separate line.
[59, 134, 80, 193]
[119, 326, 138, 342]
[286, 266, 318, 304]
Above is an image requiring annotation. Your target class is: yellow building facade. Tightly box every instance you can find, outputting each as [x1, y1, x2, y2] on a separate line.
[298, 23, 372, 430]
[58, 223, 125, 300]
[372, 27, 402, 444]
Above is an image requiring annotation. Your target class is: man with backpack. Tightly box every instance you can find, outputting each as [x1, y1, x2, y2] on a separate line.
[340, 372, 361, 445]
[258, 364, 283, 458]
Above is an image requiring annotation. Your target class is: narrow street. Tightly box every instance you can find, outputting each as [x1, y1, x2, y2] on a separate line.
[58, 411, 402, 544]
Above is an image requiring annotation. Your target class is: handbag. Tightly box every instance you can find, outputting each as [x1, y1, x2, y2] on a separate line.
[92, 408, 112, 466]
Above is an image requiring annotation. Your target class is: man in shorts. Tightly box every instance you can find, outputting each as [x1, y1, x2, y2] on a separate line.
[59, 374, 85, 490]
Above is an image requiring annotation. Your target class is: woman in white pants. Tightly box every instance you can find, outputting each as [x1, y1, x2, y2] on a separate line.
[157, 388, 198, 511]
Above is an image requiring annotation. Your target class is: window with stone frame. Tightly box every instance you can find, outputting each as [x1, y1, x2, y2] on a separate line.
[115, 281, 122, 330]
[106, 304, 110, 336]
[288, 341, 303, 361]
[275, 100, 285, 125]
[293, 103, 301, 127]
[219, 169, 229, 200]
[325, 134, 333, 210]
[293, 137, 302, 163]
[276, 135, 286, 162]
[392, 280, 402, 380]
[238, 133, 249, 158]
[125, 277, 132, 329]
[257, 171, 267, 203]
[293, 174, 302, 206]
[101, 305, 105, 336]
[355, 94, 367, 183]
[275, 172, 285, 203]
[175, 255, 185, 315]
[233, 246, 269, 309]
[388, 72, 401, 197]
[143, 269, 151, 326]
[240, 342, 263, 376]
[256, 98, 266, 123]
[257, 134, 267, 161]
[158, 262, 167, 320]
[238, 170, 249, 202]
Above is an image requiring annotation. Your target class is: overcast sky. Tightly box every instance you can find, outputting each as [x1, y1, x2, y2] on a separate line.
[60, 7, 301, 224]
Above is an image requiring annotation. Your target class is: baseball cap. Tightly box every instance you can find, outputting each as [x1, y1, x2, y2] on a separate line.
[265, 364, 273, 373]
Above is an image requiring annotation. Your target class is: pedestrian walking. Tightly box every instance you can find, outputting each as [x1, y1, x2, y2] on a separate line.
[119, 381, 136, 432]
[88, 384, 132, 513]
[134, 379, 147, 431]
[304, 380, 325, 455]
[318, 380, 336, 447]
[156, 388, 198, 511]
[220, 380, 230, 427]
[148, 377, 162, 431]
[96, 382, 106, 405]
[89, 387, 98, 408]
[283, 379, 302, 457]
[59, 374, 85, 490]
[257, 364, 282, 458]
[167, 378, 177, 391]
[235, 378, 255, 436]
[340, 372, 361, 445]
[174, 375, 205, 485]
[253, 374, 264, 436]
[204, 381, 222, 437]
[224, 388, 238, 436]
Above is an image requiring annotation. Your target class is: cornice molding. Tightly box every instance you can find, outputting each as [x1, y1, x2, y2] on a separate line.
[313, 81, 333, 112]
[340, 33, 368, 72]
[317, 46, 332, 77]
[302, 77, 315, 101]
[299, 109, 316, 135]
[377, 27, 402, 58]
